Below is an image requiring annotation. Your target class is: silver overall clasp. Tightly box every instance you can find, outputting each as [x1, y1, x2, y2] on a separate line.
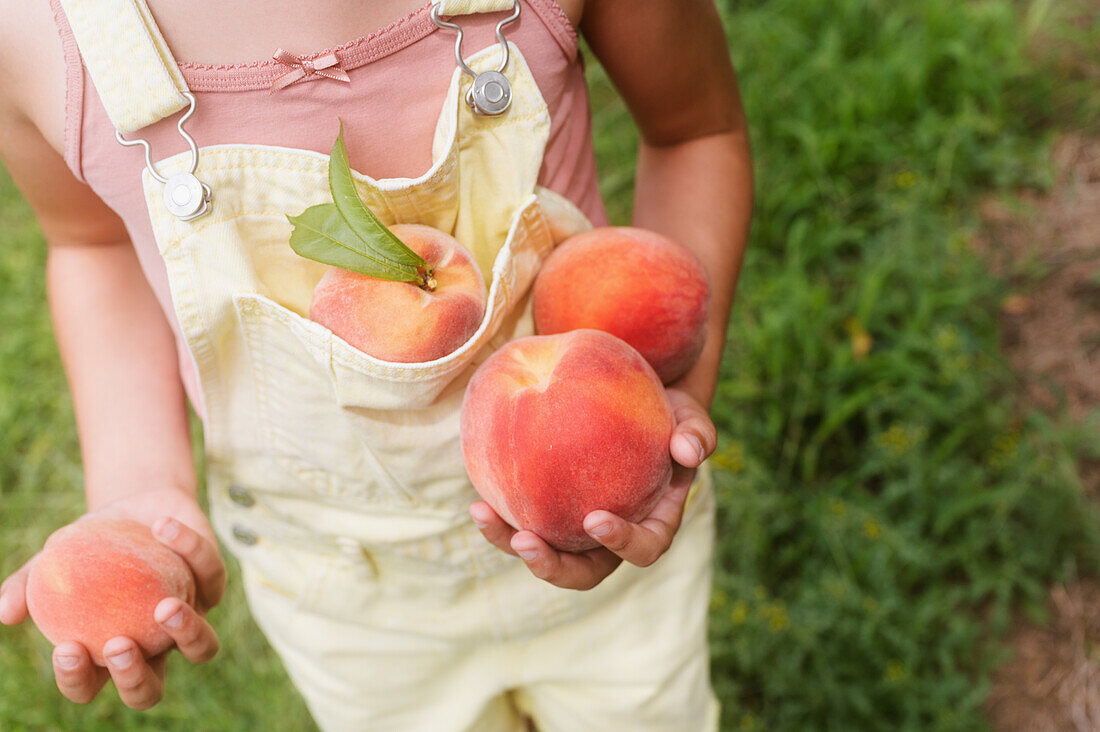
[430, 0, 521, 116]
[115, 92, 211, 221]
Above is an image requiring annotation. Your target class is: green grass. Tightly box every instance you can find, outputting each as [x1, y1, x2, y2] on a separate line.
[2, 0, 1099, 730]
[672, 0, 1099, 729]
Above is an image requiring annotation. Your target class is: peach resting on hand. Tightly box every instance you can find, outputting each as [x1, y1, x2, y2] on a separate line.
[26, 518, 196, 667]
[460, 329, 675, 552]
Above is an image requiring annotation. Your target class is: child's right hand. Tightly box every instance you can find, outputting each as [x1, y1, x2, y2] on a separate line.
[0, 487, 225, 710]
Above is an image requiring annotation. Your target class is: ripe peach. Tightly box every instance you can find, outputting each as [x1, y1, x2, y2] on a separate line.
[461, 329, 675, 552]
[26, 518, 196, 666]
[310, 224, 486, 362]
[532, 226, 710, 384]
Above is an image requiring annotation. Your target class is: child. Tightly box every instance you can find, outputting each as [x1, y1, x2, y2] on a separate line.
[0, 0, 752, 729]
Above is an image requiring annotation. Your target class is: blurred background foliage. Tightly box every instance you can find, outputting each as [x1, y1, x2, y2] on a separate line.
[2, 0, 1099, 729]
[589, 0, 1100, 728]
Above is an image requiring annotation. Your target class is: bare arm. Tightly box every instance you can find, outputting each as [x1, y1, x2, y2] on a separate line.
[25, 136, 199, 510]
[0, 0, 200, 515]
[585, 0, 752, 409]
[472, 0, 752, 588]
[0, 6, 222, 705]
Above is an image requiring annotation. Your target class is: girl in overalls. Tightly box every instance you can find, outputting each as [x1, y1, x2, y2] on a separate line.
[0, 0, 752, 729]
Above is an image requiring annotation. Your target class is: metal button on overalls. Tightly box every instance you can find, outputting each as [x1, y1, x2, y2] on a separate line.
[228, 485, 256, 507]
[232, 524, 258, 546]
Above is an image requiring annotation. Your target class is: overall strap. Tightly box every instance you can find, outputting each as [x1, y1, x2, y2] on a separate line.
[434, 0, 518, 14]
[57, 0, 189, 133]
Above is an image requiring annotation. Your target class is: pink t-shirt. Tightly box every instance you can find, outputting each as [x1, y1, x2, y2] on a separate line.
[50, 0, 608, 412]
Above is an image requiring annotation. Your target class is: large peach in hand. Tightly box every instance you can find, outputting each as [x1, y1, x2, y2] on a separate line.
[461, 329, 675, 552]
[26, 518, 196, 667]
[532, 226, 710, 384]
[310, 224, 486, 363]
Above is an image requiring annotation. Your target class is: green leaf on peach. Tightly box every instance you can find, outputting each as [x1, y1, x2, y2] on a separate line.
[287, 203, 422, 282]
[328, 123, 427, 270]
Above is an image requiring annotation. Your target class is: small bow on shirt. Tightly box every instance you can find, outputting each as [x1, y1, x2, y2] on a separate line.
[271, 48, 351, 92]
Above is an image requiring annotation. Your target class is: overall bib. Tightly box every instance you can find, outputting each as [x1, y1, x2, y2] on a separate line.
[57, 1, 718, 729]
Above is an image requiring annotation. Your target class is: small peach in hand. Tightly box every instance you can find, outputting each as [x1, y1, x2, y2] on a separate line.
[532, 226, 710, 383]
[26, 518, 196, 667]
[310, 224, 486, 363]
[461, 329, 675, 552]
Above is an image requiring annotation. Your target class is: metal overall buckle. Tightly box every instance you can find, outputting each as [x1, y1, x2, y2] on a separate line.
[430, 0, 521, 116]
[115, 92, 211, 221]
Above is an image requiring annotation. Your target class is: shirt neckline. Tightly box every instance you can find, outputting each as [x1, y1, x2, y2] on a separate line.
[177, 2, 436, 93]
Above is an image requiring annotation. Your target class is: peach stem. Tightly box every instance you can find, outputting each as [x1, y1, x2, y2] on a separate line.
[417, 267, 437, 292]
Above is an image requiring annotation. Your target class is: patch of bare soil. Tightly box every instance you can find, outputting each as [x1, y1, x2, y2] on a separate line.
[979, 133, 1100, 730]
[987, 583, 1100, 731]
[977, 133, 1100, 427]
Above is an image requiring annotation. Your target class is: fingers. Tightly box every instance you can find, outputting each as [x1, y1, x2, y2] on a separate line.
[472, 483, 689, 588]
[472, 503, 621, 589]
[668, 394, 718, 469]
[583, 480, 691, 567]
[155, 598, 219, 664]
[510, 531, 622, 591]
[0, 558, 33, 626]
[152, 517, 226, 611]
[52, 642, 109, 704]
[102, 637, 166, 710]
[51, 602, 215, 710]
[470, 502, 519, 556]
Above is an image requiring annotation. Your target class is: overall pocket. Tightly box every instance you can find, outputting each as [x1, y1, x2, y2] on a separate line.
[231, 196, 554, 505]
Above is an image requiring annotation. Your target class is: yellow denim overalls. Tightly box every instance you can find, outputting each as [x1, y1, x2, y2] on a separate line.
[58, 1, 719, 729]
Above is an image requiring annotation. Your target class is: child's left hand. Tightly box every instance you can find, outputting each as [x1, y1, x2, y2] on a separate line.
[469, 387, 716, 590]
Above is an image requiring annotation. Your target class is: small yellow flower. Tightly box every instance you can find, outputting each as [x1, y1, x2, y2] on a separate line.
[934, 325, 959, 352]
[876, 426, 909, 456]
[712, 441, 746, 473]
[710, 589, 728, 610]
[863, 518, 882, 540]
[730, 600, 749, 625]
[851, 331, 873, 361]
[875, 424, 926, 458]
[828, 498, 848, 517]
[757, 600, 790, 632]
[740, 714, 757, 731]
[885, 660, 906, 682]
[894, 171, 917, 188]
[844, 318, 873, 360]
[987, 429, 1020, 469]
[995, 433, 1018, 452]
[949, 353, 971, 371]
[938, 352, 973, 383]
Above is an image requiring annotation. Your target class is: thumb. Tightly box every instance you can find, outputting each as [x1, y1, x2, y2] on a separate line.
[667, 389, 717, 468]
